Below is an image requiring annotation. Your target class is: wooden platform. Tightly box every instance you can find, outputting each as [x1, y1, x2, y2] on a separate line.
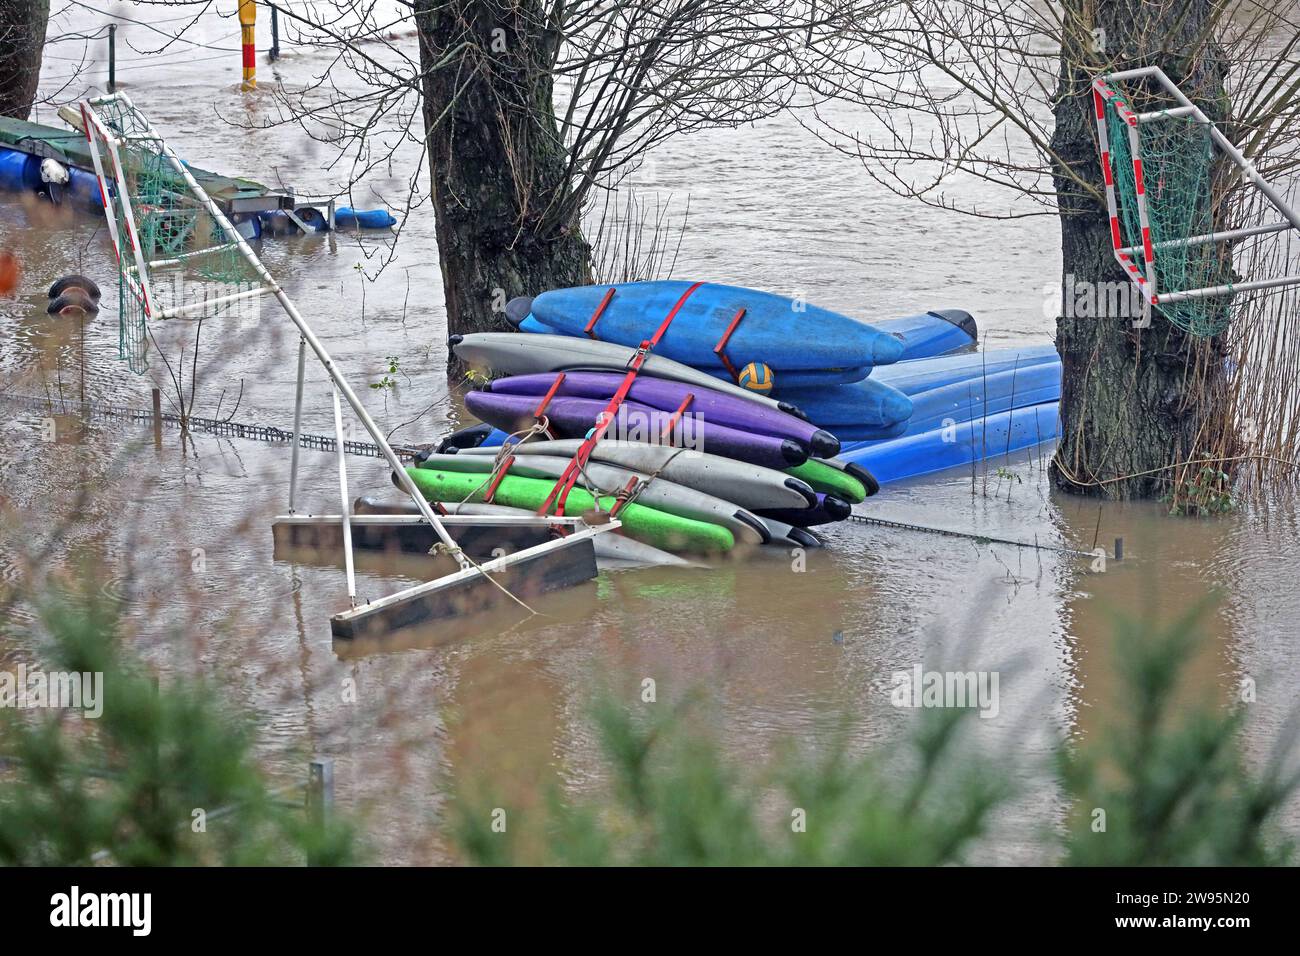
[271, 512, 553, 561]
[270, 510, 613, 640]
[328, 528, 602, 640]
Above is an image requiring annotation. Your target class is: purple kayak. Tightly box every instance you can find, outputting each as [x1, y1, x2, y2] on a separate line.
[756, 494, 852, 528]
[464, 391, 808, 470]
[485, 371, 839, 457]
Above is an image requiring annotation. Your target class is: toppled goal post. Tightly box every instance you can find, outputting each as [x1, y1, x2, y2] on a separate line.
[80, 92, 617, 638]
[1092, 66, 1300, 335]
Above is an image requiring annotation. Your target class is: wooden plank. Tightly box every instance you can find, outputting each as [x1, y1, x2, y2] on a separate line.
[329, 531, 604, 640]
[272, 514, 552, 560]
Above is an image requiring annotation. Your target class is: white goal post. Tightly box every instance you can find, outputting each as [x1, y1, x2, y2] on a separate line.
[1092, 65, 1300, 311]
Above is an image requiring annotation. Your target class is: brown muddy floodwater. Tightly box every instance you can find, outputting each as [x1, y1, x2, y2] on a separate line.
[2, 8, 1299, 863]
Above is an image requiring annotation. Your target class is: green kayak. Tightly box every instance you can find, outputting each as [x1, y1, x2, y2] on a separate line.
[404, 467, 735, 554]
[784, 460, 867, 503]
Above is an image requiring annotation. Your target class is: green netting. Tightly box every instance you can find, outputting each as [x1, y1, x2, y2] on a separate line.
[93, 99, 258, 373]
[1104, 96, 1233, 336]
[117, 261, 148, 374]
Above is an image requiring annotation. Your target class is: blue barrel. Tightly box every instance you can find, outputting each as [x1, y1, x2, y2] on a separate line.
[335, 206, 397, 229]
[0, 148, 41, 192]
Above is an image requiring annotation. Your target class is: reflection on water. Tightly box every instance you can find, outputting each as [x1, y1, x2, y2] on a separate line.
[1, 6, 1297, 862]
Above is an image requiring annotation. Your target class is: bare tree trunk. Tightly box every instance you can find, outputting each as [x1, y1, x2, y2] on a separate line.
[0, 0, 49, 119]
[415, 1, 591, 340]
[1050, 2, 1232, 500]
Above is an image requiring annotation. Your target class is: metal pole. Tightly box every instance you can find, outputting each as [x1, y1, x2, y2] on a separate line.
[81, 107, 157, 317]
[151, 386, 162, 446]
[331, 386, 357, 605]
[306, 758, 334, 867]
[270, 6, 280, 61]
[288, 337, 306, 512]
[108, 25, 116, 93]
[86, 93, 469, 569]
[239, 0, 257, 90]
[1118, 220, 1293, 256]
[1157, 272, 1300, 303]
[1136, 105, 1196, 123]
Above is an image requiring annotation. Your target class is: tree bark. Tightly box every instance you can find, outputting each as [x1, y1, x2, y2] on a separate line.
[415, 1, 591, 341]
[0, 0, 49, 120]
[1050, 2, 1232, 500]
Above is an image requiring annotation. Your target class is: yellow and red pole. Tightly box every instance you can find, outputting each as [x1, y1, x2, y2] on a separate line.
[239, 0, 256, 90]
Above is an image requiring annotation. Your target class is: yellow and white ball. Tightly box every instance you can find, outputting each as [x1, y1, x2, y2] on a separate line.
[738, 362, 774, 394]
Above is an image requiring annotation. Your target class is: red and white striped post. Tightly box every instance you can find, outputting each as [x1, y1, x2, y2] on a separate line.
[239, 0, 256, 90]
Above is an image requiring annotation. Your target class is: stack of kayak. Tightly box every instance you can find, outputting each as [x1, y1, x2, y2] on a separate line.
[407, 371, 879, 557]
[840, 346, 1062, 483]
[399, 280, 1062, 563]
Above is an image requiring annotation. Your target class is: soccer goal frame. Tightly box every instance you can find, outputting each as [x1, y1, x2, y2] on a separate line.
[1092, 65, 1300, 309]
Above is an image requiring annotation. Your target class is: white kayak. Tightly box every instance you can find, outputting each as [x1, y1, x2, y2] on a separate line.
[453, 438, 817, 512]
[450, 332, 809, 419]
[415, 452, 769, 546]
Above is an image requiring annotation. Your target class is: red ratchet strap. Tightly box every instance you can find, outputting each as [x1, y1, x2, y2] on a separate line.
[483, 454, 515, 503]
[532, 372, 567, 417]
[583, 287, 617, 338]
[539, 281, 704, 517]
[608, 477, 640, 519]
[660, 393, 694, 443]
[713, 307, 746, 382]
[532, 371, 566, 438]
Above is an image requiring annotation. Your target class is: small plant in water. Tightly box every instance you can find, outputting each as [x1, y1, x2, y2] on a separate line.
[370, 355, 403, 392]
[1164, 465, 1235, 516]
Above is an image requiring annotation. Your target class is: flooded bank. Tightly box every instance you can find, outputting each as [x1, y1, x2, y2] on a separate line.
[2, 7, 1298, 863]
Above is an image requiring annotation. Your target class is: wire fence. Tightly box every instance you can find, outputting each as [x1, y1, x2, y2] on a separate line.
[0, 390, 429, 460]
[846, 512, 1120, 561]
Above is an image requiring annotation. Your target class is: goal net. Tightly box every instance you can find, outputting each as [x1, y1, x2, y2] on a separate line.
[1093, 67, 1300, 337]
[80, 96, 265, 372]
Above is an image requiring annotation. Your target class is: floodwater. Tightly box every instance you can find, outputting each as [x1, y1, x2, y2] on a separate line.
[1, 7, 1298, 864]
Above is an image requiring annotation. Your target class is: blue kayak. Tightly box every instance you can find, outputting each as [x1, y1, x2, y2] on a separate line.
[523, 301, 976, 385]
[840, 402, 1061, 484]
[770, 376, 914, 431]
[872, 345, 1059, 394]
[832, 420, 911, 442]
[877, 310, 977, 360]
[702, 310, 978, 388]
[530, 281, 905, 377]
[779, 345, 1059, 433]
[519, 314, 876, 386]
[882, 361, 1061, 438]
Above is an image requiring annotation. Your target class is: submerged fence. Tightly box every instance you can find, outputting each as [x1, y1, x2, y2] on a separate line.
[0, 390, 429, 460]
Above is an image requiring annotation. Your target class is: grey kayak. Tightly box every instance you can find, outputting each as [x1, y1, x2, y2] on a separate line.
[442, 502, 694, 567]
[450, 332, 807, 419]
[366, 498, 694, 567]
[454, 438, 817, 512]
[416, 451, 770, 546]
